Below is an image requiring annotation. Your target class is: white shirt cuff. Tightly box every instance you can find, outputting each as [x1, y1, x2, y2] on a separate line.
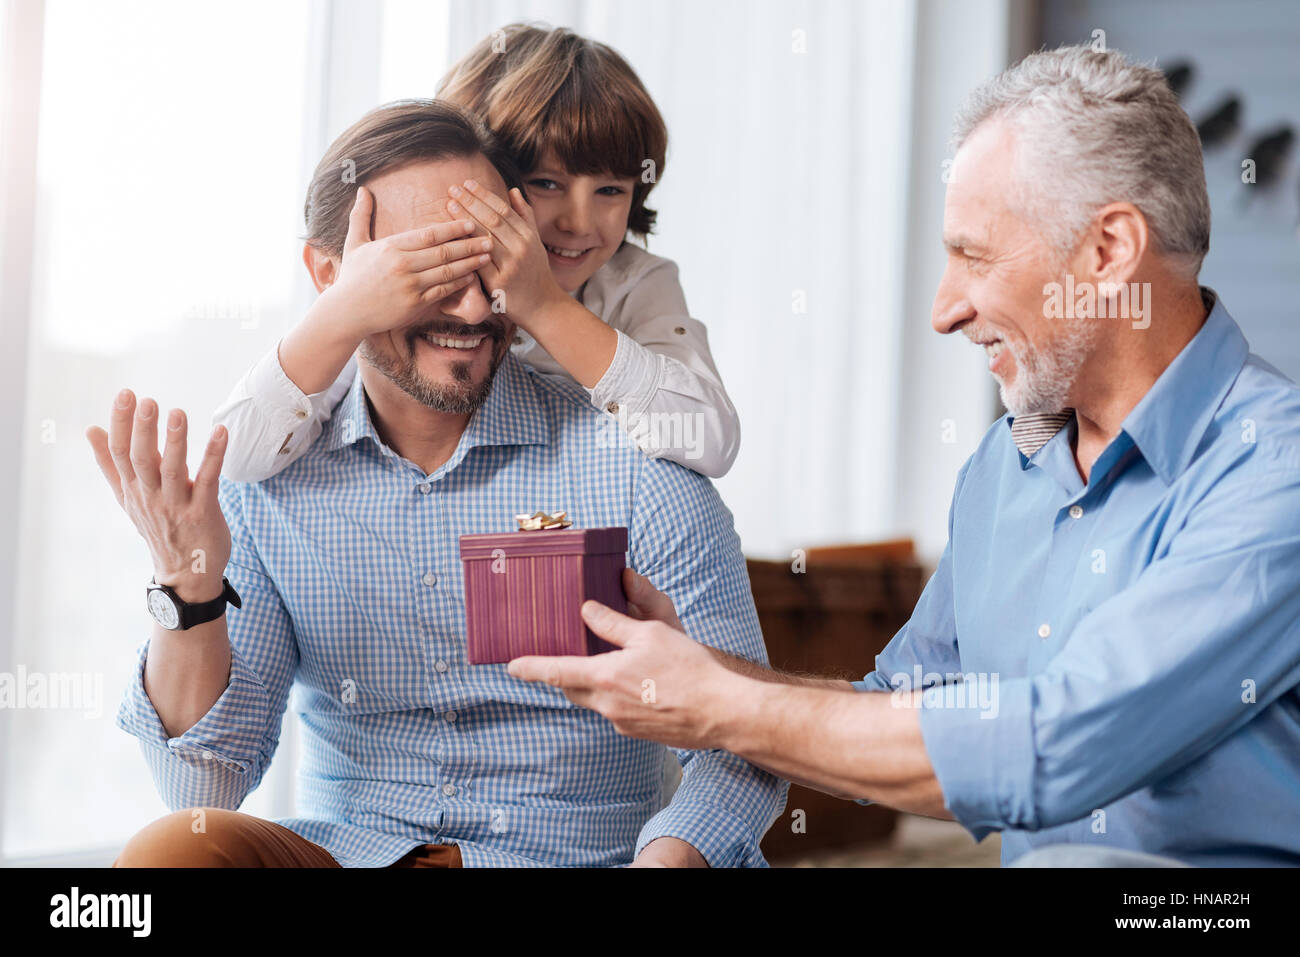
[589, 328, 661, 417]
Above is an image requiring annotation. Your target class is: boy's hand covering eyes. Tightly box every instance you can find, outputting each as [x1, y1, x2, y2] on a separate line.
[328, 185, 495, 337]
[447, 180, 568, 327]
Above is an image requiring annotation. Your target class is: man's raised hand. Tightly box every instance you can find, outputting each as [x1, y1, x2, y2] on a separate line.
[86, 390, 232, 603]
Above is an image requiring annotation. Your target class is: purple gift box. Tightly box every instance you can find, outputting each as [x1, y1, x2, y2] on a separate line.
[459, 526, 629, 664]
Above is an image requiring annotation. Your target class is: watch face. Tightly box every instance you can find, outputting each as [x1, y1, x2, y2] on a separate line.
[147, 588, 181, 629]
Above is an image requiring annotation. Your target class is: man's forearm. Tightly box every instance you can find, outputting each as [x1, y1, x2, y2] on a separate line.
[639, 743, 786, 868]
[711, 674, 950, 818]
[142, 576, 233, 739]
[708, 647, 856, 690]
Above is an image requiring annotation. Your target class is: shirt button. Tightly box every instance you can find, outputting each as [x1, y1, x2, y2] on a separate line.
[1038, 623, 1052, 639]
[434, 659, 449, 673]
[417, 483, 431, 494]
[444, 711, 458, 723]
[606, 402, 619, 414]
[442, 783, 457, 797]
[1069, 505, 1084, 519]
[422, 572, 437, 587]
[294, 408, 308, 419]
[513, 335, 524, 346]
[673, 326, 686, 335]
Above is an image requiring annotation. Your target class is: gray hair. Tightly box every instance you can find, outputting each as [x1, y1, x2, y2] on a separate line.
[951, 45, 1210, 277]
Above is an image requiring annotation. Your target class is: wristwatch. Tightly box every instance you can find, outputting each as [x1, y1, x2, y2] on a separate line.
[146, 577, 242, 631]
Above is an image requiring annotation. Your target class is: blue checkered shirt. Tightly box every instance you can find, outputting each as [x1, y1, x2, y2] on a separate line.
[117, 354, 786, 866]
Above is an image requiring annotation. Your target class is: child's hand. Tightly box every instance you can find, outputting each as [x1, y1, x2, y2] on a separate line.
[447, 180, 568, 328]
[323, 186, 494, 338]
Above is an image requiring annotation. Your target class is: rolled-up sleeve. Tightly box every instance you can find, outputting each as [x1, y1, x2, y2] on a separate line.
[635, 750, 781, 867]
[629, 457, 787, 865]
[587, 255, 741, 479]
[919, 455, 1300, 840]
[115, 477, 300, 810]
[213, 346, 354, 483]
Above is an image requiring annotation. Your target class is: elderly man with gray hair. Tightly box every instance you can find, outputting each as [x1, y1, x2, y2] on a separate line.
[511, 45, 1300, 867]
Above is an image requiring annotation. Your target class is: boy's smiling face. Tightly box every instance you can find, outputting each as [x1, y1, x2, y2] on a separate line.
[525, 148, 638, 292]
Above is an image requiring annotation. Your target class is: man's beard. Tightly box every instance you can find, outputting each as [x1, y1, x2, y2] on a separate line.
[359, 320, 509, 414]
[998, 316, 1098, 416]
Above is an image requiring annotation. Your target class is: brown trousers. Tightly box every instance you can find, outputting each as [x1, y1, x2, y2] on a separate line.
[111, 808, 462, 868]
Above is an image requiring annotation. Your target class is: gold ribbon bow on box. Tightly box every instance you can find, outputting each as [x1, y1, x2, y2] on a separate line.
[513, 510, 573, 531]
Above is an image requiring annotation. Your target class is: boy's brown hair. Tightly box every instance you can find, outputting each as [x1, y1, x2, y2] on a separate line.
[304, 98, 524, 258]
[436, 23, 668, 239]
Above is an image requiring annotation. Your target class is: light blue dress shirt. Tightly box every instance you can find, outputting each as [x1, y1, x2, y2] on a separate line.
[117, 354, 786, 866]
[855, 289, 1300, 866]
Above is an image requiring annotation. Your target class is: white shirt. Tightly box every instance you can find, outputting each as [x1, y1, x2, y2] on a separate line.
[213, 241, 740, 482]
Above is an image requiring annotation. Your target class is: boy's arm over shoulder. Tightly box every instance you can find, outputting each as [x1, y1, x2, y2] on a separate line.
[213, 347, 355, 483]
[586, 244, 741, 478]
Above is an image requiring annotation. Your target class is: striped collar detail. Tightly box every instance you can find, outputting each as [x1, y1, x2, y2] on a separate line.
[1009, 410, 1075, 457]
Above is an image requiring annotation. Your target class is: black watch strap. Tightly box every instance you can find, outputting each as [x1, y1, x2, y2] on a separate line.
[154, 577, 242, 630]
[181, 578, 242, 629]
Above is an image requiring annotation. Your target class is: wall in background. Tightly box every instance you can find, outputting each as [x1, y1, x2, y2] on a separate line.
[1042, 0, 1300, 379]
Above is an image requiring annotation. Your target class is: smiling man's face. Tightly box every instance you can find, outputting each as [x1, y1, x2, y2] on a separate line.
[358, 154, 515, 413]
[931, 118, 1099, 415]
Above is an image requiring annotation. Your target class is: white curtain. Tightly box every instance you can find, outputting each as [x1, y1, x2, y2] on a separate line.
[448, 0, 918, 560]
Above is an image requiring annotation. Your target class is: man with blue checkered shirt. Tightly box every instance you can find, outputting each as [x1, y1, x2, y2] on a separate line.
[87, 100, 785, 868]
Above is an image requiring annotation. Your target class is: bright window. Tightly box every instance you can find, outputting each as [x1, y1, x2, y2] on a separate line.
[4, 0, 313, 861]
[2, 0, 457, 864]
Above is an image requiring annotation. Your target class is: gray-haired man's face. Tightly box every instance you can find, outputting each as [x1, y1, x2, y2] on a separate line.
[930, 118, 1099, 415]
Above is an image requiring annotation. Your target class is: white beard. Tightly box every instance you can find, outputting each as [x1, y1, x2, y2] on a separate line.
[998, 316, 1098, 415]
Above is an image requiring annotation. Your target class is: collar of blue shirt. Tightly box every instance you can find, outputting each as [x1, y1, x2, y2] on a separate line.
[1006, 286, 1247, 486]
[322, 352, 552, 475]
